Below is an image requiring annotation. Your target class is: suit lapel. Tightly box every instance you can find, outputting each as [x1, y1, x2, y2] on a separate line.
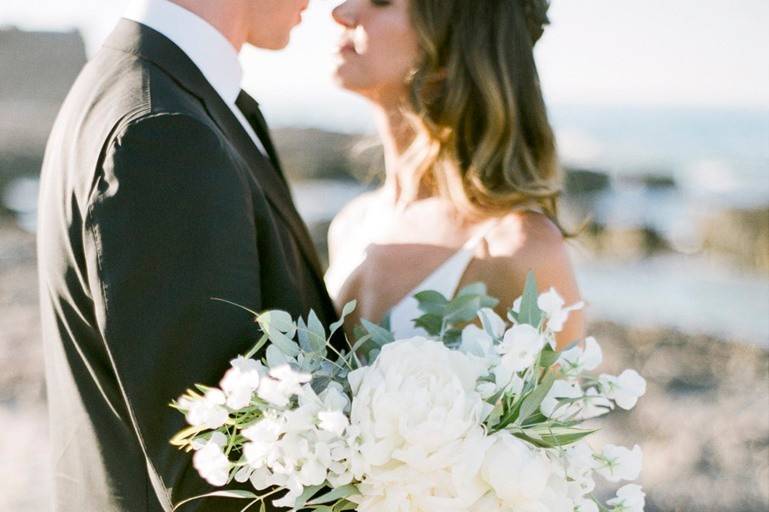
[103, 20, 325, 281]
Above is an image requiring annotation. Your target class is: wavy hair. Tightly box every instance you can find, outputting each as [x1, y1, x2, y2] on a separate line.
[402, 0, 567, 230]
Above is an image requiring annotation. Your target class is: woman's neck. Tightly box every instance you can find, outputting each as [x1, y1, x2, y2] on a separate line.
[371, 99, 418, 207]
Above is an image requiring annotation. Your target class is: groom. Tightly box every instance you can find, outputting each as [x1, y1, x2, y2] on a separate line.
[37, 0, 336, 510]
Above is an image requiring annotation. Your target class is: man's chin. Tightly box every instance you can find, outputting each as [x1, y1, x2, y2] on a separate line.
[247, 35, 291, 51]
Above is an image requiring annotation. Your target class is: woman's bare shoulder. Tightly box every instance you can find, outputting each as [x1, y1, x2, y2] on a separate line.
[327, 190, 379, 254]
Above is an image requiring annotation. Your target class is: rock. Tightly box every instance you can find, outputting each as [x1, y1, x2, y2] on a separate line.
[563, 167, 611, 196]
[700, 206, 769, 274]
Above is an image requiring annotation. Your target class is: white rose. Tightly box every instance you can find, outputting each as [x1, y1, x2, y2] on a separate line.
[480, 431, 553, 508]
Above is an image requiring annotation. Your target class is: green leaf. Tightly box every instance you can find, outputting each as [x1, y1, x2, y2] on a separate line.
[413, 314, 443, 336]
[257, 310, 296, 337]
[534, 426, 598, 447]
[457, 282, 488, 297]
[306, 484, 358, 505]
[257, 311, 299, 357]
[172, 490, 259, 511]
[330, 300, 357, 335]
[518, 271, 542, 327]
[293, 484, 325, 508]
[308, 311, 327, 348]
[444, 294, 482, 324]
[350, 334, 373, 354]
[360, 318, 394, 347]
[516, 370, 556, 425]
[414, 290, 449, 315]
[538, 346, 561, 369]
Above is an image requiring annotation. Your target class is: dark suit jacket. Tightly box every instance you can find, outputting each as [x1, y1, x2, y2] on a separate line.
[37, 20, 339, 512]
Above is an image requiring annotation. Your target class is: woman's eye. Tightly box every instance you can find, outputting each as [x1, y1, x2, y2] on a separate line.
[371, 0, 391, 6]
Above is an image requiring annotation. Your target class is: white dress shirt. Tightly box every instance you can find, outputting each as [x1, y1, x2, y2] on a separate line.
[123, 0, 267, 155]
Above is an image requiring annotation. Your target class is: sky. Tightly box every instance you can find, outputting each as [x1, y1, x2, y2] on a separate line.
[2, 0, 768, 131]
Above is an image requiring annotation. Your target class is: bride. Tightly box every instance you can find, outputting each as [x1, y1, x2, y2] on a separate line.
[324, 0, 584, 347]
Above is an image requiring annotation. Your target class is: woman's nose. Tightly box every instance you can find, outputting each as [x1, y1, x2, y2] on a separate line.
[332, 1, 356, 28]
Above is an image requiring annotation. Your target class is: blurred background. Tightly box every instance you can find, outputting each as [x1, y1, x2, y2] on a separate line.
[1, 0, 767, 510]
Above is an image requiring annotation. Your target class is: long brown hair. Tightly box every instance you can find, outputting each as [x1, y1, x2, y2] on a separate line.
[402, 0, 567, 230]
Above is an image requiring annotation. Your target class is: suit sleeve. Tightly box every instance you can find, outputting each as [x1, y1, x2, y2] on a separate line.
[85, 112, 264, 510]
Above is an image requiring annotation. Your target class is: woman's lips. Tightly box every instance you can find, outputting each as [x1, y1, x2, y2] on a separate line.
[338, 41, 357, 55]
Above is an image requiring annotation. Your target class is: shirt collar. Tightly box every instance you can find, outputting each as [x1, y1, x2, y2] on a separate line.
[123, 0, 242, 105]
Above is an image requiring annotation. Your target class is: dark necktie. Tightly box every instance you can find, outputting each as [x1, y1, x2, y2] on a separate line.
[235, 90, 287, 185]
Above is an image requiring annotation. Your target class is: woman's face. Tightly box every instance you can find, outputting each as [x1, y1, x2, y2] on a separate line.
[332, 0, 420, 103]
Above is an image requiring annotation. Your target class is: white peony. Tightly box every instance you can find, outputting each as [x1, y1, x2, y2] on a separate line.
[596, 444, 643, 483]
[350, 338, 491, 510]
[599, 370, 647, 410]
[480, 431, 554, 510]
[351, 338, 488, 466]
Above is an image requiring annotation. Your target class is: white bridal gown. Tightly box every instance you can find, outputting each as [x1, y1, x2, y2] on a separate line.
[325, 220, 499, 338]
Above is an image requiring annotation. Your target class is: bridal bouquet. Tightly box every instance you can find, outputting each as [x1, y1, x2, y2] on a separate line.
[171, 273, 646, 512]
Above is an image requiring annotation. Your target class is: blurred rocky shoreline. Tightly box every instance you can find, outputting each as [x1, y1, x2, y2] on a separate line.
[1, 221, 767, 511]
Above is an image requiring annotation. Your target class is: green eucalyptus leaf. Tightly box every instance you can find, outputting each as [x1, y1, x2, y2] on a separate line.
[518, 271, 542, 327]
[445, 294, 482, 324]
[293, 484, 325, 508]
[414, 314, 443, 336]
[360, 318, 395, 346]
[330, 300, 357, 335]
[414, 290, 449, 315]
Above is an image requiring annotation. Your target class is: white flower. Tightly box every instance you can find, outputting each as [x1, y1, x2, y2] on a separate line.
[541, 379, 583, 420]
[318, 410, 349, 436]
[480, 431, 554, 509]
[599, 370, 647, 410]
[220, 356, 264, 409]
[350, 338, 491, 509]
[596, 444, 643, 483]
[537, 288, 584, 333]
[579, 387, 614, 419]
[607, 484, 645, 512]
[559, 337, 603, 378]
[478, 308, 507, 339]
[351, 338, 488, 466]
[460, 324, 496, 359]
[192, 432, 230, 486]
[257, 364, 311, 407]
[561, 442, 598, 498]
[184, 389, 229, 429]
[497, 324, 545, 373]
[574, 497, 600, 512]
